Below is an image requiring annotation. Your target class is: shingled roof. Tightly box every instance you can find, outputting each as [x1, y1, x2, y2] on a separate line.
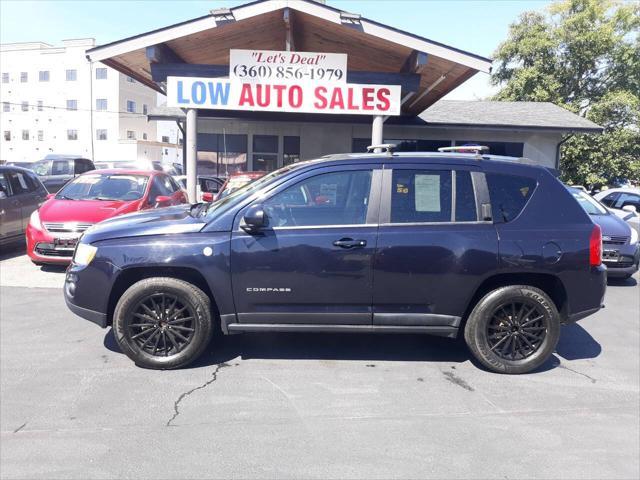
[420, 100, 603, 133]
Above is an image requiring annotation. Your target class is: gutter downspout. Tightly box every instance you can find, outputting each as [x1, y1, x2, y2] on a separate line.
[555, 134, 573, 171]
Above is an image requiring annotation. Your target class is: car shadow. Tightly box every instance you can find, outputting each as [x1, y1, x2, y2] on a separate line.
[103, 324, 601, 373]
[40, 264, 67, 273]
[0, 241, 26, 261]
[555, 323, 602, 361]
[104, 329, 471, 367]
[607, 276, 638, 287]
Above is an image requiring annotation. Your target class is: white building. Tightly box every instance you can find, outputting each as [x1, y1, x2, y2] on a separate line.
[0, 38, 181, 164]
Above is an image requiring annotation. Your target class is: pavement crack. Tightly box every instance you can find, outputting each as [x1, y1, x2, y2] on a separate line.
[442, 371, 474, 391]
[557, 363, 597, 383]
[166, 363, 230, 427]
[13, 422, 26, 433]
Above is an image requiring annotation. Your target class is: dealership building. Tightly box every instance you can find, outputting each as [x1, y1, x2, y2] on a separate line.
[85, 0, 601, 200]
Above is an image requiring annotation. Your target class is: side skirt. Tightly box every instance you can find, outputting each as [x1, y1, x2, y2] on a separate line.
[226, 323, 458, 338]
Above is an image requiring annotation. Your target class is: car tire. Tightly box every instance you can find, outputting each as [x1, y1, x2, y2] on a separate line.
[113, 277, 213, 369]
[464, 285, 560, 374]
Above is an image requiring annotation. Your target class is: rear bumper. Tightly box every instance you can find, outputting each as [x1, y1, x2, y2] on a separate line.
[603, 243, 639, 277]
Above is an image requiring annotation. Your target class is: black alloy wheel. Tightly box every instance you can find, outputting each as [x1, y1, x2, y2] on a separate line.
[128, 293, 196, 357]
[464, 285, 560, 374]
[113, 277, 213, 369]
[486, 300, 547, 361]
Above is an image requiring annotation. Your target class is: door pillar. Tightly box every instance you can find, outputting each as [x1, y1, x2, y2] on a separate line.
[186, 108, 198, 203]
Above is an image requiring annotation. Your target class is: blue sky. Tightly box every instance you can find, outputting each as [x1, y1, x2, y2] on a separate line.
[0, 0, 551, 99]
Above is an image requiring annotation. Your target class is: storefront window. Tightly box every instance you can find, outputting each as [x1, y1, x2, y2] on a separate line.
[252, 135, 278, 172]
[197, 133, 248, 176]
[283, 136, 301, 165]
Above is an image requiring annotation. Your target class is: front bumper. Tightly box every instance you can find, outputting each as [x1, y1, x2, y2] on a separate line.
[64, 291, 108, 327]
[26, 224, 76, 265]
[64, 261, 116, 329]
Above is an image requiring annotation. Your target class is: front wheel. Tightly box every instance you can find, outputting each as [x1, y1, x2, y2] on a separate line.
[464, 285, 560, 374]
[113, 277, 213, 369]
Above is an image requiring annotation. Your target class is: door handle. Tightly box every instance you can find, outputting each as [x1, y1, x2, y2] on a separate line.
[333, 238, 367, 249]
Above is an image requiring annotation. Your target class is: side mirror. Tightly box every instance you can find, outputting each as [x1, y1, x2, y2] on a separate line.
[46, 193, 55, 200]
[622, 205, 637, 213]
[154, 195, 172, 207]
[202, 192, 214, 203]
[241, 204, 267, 232]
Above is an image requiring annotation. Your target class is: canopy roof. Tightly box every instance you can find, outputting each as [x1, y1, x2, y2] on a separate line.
[87, 0, 492, 116]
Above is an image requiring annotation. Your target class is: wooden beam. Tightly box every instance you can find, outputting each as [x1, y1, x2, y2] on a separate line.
[284, 8, 294, 51]
[146, 43, 184, 64]
[402, 50, 428, 74]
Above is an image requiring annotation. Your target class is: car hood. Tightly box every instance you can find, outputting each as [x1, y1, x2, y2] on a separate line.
[590, 213, 632, 238]
[81, 204, 206, 244]
[39, 198, 136, 224]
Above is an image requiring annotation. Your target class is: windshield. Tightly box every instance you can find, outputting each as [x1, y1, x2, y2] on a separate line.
[203, 165, 298, 217]
[569, 188, 608, 215]
[56, 173, 150, 201]
[32, 161, 50, 176]
[218, 175, 261, 199]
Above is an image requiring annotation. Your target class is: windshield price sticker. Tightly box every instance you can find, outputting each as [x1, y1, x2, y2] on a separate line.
[230, 49, 347, 83]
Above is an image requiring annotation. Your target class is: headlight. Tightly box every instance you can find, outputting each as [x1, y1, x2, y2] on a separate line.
[29, 210, 42, 230]
[630, 227, 638, 246]
[73, 243, 98, 266]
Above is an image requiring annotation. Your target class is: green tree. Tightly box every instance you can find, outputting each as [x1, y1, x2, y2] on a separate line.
[491, 0, 640, 187]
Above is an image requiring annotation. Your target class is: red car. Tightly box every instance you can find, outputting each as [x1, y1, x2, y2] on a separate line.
[27, 169, 187, 265]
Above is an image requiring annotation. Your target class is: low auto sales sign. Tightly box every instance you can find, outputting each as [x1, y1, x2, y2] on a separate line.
[166, 49, 401, 116]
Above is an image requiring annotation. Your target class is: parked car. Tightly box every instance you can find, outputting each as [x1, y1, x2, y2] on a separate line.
[93, 160, 182, 176]
[594, 187, 640, 237]
[0, 165, 48, 246]
[27, 170, 187, 265]
[30, 155, 95, 193]
[174, 175, 225, 202]
[567, 187, 639, 279]
[215, 171, 267, 200]
[65, 152, 607, 373]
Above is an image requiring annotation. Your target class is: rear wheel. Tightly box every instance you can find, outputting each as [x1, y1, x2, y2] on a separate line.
[464, 285, 560, 374]
[113, 277, 213, 369]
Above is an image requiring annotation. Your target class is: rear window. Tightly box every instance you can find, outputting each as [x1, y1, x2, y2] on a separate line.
[486, 173, 537, 223]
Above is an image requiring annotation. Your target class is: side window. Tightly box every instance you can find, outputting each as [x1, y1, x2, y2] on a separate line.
[148, 176, 173, 203]
[615, 193, 640, 209]
[264, 170, 373, 227]
[0, 172, 11, 198]
[75, 159, 92, 174]
[455, 171, 477, 222]
[600, 192, 619, 208]
[7, 172, 30, 195]
[52, 160, 71, 176]
[486, 173, 537, 223]
[391, 170, 452, 223]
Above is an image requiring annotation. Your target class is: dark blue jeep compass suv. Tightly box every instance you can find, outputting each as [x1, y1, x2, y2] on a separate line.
[64, 152, 607, 373]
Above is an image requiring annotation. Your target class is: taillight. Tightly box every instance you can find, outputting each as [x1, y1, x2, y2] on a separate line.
[589, 224, 602, 266]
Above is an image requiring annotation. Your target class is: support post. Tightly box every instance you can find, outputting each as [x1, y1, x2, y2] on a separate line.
[371, 115, 384, 153]
[186, 108, 198, 203]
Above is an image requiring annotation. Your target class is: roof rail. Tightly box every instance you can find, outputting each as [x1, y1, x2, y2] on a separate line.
[366, 143, 397, 156]
[438, 145, 489, 154]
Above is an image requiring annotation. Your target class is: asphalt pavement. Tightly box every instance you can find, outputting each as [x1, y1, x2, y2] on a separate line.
[1, 246, 639, 479]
